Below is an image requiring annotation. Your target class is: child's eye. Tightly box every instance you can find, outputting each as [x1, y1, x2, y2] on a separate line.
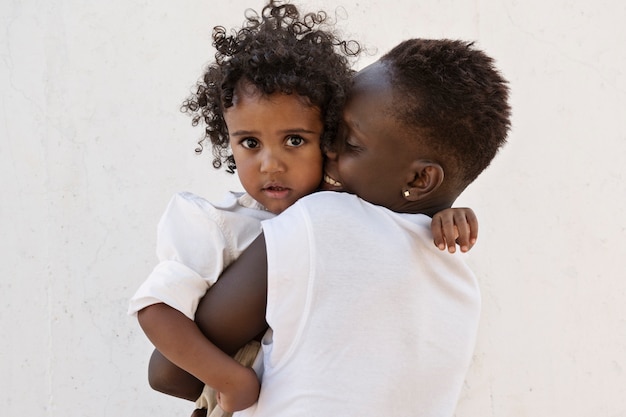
[241, 138, 260, 149]
[285, 135, 305, 147]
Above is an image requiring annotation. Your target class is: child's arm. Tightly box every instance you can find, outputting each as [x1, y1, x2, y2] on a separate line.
[431, 207, 478, 253]
[137, 301, 261, 412]
[140, 235, 270, 412]
[131, 193, 268, 406]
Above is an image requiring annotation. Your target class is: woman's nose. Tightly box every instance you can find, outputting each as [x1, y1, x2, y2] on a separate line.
[324, 147, 338, 161]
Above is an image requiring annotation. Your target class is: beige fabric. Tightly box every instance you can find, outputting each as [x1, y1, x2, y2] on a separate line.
[195, 340, 262, 417]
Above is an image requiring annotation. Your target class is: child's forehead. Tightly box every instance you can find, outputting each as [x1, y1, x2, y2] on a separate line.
[232, 79, 315, 108]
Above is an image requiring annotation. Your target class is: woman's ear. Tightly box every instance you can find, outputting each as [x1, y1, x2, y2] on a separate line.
[401, 160, 444, 201]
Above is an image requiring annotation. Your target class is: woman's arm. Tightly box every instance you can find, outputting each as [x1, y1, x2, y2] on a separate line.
[195, 233, 269, 355]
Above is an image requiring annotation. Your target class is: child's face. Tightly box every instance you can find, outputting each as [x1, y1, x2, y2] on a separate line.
[325, 62, 420, 212]
[224, 88, 324, 214]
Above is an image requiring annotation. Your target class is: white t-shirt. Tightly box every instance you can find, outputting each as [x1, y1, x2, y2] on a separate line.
[128, 191, 274, 320]
[237, 191, 481, 417]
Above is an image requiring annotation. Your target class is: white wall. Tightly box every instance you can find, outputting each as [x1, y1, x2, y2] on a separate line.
[1, 1, 625, 416]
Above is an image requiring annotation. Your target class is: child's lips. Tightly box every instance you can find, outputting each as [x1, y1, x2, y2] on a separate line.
[262, 184, 291, 198]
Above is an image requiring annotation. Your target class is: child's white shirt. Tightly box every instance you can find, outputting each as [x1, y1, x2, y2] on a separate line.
[128, 191, 274, 320]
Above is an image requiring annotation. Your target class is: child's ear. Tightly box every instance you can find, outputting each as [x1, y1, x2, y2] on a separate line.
[401, 160, 444, 201]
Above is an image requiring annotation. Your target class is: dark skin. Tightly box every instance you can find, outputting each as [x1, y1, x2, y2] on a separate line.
[190, 408, 208, 417]
[148, 351, 203, 401]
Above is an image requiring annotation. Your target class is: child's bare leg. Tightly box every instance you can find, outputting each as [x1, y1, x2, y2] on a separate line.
[148, 348, 204, 401]
[190, 409, 208, 417]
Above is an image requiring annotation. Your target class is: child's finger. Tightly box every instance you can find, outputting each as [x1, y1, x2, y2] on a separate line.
[453, 211, 475, 252]
[436, 214, 458, 253]
[443, 223, 458, 253]
[465, 209, 479, 245]
[430, 215, 447, 251]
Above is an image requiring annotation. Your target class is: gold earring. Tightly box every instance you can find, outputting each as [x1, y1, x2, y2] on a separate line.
[403, 189, 411, 198]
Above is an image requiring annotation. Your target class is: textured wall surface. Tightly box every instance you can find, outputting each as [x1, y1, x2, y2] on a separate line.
[1, 1, 625, 416]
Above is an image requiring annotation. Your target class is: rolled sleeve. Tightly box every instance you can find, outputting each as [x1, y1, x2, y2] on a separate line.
[128, 192, 227, 319]
[128, 260, 209, 320]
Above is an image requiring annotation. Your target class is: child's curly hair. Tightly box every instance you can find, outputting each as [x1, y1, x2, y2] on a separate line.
[181, 0, 360, 173]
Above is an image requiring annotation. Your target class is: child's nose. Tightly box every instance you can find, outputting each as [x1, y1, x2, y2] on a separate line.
[260, 150, 285, 173]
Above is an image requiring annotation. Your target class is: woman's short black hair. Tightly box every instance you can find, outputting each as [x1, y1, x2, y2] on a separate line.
[182, 0, 360, 173]
[382, 39, 511, 187]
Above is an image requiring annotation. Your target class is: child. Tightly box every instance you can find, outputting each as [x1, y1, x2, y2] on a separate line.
[128, 0, 357, 410]
[130, 1, 479, 415]
[146, 37, 511, 416]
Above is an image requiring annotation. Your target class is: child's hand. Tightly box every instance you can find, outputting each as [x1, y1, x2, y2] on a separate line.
[431, 207, 478, 253]
[216, 367, 260, 413]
